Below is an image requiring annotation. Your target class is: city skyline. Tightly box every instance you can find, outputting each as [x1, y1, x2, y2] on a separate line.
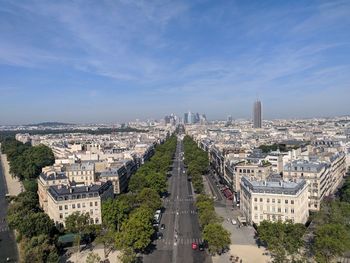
[0, 0, 349, 124]
[253, 100, 262, 128]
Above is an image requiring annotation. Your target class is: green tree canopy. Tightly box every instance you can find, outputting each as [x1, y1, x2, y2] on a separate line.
[203, 223, 231, 255]
[115, 207, 154, 251]
[137, 188, 161, 211]
[314, 223, 350, 263]
[65, 211, 90, 233]
[20, 234, 58, 263]
[258, 220, 306, 262]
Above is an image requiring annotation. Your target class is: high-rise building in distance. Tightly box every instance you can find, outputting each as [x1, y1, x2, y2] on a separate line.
[253, 100, 262, 128]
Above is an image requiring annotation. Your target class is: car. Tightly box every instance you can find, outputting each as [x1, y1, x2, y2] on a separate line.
[231, 219, 237, 225]
[199, 243, 205, 251]
[160, 224, 165, 230]
[157, 232, 163, 240]
[191, 242, 198, 250]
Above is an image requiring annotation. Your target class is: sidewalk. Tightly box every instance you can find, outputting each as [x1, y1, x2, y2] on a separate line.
[203, 175, 271, 263]
[65, 244, 121, 263]
[0, 153, 22, 196]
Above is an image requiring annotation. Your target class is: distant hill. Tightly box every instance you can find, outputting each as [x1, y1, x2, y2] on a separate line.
[26, 122, 75, 127]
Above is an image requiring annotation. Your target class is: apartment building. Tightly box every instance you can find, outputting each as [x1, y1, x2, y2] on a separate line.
[283, 160, 329, 211]
[46, 181, 113, 226]
[38, 171, 69, 213]
[240, 176, 309, 225]
[99, 166, 128, 194]
[65, 162, 96, 185]
[265, 152, 285, 173]
[318, 152, 346, 195]
[233, 162, 272, 192]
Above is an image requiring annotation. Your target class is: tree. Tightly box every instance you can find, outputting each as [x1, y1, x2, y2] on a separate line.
[65, 212, 90, 254]
[8, 211, 55, 239]
[314, 223, 350, 263]
[118, 247, 138, 263]
[199, 208, 219, 227]
[96, 228, 116, 258]
[20, 234, 58, 263]
[146, 172, 167, 194]
[137, 188, 161, 211]
[203, 223, 231, 255]
[65, 211, 90, 233]
[23, 179, 38, 192]
[258, 220, 306, 262]
[128, 172, 149, 193]
[115, 207, 154, 251]
[86, 252, 101, 263]
[7, 144, 54, 180]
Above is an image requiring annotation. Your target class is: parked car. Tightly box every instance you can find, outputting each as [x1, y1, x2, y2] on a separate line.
[231, 219, 237, 225]
[199, 242, 205, 251]
[160, 224, 165, 230]
[191, 242, 198, 250]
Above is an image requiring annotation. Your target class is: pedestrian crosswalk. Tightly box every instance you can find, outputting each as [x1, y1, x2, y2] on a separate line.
[338, 258, 350, 263]
[163, 210, 197, 215]
[156, 237, 203, 246]
[163, 198, 195, 203]
[0, 226, 10, 232]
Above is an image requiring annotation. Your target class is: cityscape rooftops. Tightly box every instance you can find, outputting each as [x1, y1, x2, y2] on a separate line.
[283, 159, 327, 173]
[40, 172, 67, 181]
[48, 181, 112, 200]
[241, 176, 307, 195]
[65, 162, 94, 171]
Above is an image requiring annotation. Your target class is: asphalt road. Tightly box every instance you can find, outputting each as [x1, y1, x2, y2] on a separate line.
[0, 154, 18, 262]
[143, 136, 212, 263]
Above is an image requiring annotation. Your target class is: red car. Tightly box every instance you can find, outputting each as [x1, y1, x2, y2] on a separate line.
[192, 242, 198, 250]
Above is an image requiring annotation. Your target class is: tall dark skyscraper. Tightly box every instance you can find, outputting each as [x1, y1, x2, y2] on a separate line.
[253, 100, 262, 128]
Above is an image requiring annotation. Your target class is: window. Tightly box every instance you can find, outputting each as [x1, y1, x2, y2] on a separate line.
[278, 199, 281, 204]
[72, 204, 75, 209]
[59, 213, 63, 219]
[95, 201, 98, 206]
[254, 206, 258, 210]
[260, 198, 263, 202]
[90, 210, 93, 215]
[272, 199, 275, 203]
[285, 208, 288, 213]
[254, 198, 257, 202]
[90, 202, 93, 207]
[59, 206, 62, 211]
[267, 198, 270, 203]
[82, 203, 85, 208]
[77, 203, 80, 208]
[291, 200, 294, 205]
[65, 205, 68, 210]
[291, 209, 295, 214]
[285, 200, 288, 204]
[278, 208, 281, 213]
[95, 218, 99, 224]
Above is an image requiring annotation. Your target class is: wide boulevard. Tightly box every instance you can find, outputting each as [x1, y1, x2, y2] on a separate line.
[0, 153, 18, 262]
[143, 134, 212, 263]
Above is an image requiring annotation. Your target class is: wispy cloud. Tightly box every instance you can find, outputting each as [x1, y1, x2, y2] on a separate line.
[0, 0, 349, 123]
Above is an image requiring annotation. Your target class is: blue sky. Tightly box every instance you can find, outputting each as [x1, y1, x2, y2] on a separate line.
[0, 0, 349, 124]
